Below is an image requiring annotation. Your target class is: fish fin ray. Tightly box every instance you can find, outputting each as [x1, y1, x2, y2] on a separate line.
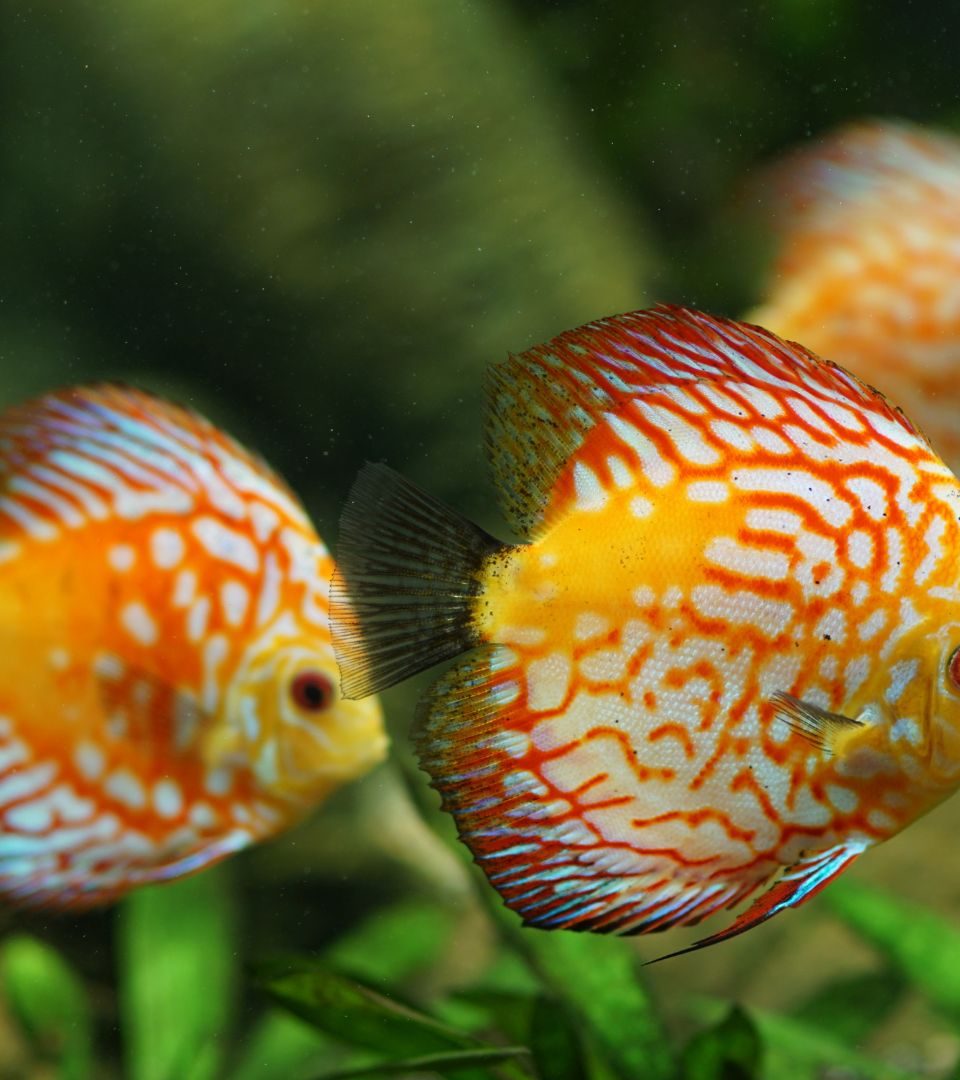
[0, 817, 252, 910]
[770, 691, 864, 753]
[485, 350, 617, 539]
[332, 463, 504, 699]
[649, 840, 867, 963]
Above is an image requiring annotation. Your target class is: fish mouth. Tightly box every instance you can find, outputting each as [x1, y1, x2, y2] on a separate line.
[278, 693, 388, 787]
[832, 635, 960, 789]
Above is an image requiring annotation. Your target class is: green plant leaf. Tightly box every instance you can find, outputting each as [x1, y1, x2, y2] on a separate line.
[0, 934, 93, 1080]
[529, 993, 588, 1080]
[515, 928, 673, 1080]
[232, 1010, 332, 1080]
[828, 879, 960, 1017]
[323, 899, 454, 985]
[757, 1008, 913, 1080]
[259, 962, 478, 1059]
[445, 990, 537, 1043]
[118, 865, 238, 1080]
[791, 968, 906, 1044]
[690, 998, 914, 1080]
[681, 1005, 761, 1080]
[306, 1045, 530, 1080]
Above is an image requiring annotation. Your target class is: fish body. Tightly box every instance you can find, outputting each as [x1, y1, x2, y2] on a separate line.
[0, 385, 385, 908]
[750, 119, 960, 472]
[334, 305, 960, 948]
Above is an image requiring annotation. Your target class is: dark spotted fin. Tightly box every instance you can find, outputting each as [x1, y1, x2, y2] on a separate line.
[485, 350, 617, 540]
[771, 691, 864, 753]
[650, 841, 867, 963]
[331, 463, 506, 700]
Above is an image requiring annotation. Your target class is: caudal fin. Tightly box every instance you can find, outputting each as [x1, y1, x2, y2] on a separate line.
[331, 463, 505, 699]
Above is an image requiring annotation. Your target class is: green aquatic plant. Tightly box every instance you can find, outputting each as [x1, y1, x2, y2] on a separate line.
[0, 790, 952, 1078]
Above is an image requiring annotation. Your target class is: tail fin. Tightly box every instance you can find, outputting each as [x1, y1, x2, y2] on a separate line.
[331, 463, 506, 699]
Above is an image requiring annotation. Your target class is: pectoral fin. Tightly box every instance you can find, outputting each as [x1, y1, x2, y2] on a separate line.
[771, 691, 864, 753]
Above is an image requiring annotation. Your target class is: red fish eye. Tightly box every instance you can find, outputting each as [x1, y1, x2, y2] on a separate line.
[949, 648, 960, 690]
[290, 671, 335, 712]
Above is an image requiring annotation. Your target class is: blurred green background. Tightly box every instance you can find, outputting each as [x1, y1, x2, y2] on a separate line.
[4, 1, 960, 1076]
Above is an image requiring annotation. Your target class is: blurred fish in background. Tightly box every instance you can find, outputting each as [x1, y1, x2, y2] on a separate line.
[0, 383, 385, 908]
[749, 120, 960, 471]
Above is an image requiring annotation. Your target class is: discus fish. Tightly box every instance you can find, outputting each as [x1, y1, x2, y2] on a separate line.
[333, 305, 960, 952]
[750, 119, 960, 472]
[0, 385, 385, 908]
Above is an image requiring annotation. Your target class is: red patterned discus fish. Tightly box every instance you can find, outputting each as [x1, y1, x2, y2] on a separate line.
[0, 385, 385, 908]
[750, 119, 960, 472]
[333, 305, 960, 952]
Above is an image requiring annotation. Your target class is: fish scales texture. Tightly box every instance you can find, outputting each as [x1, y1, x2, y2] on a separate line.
[0, 385, 385, 908]
[335, 305, 960, 947]
[751, 119, 960, 473]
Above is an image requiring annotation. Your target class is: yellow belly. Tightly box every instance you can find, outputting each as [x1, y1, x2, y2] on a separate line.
[479, 483, 737, 648]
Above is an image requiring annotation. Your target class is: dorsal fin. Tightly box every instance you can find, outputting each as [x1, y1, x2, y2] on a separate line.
[485, 305, 926, 539]
[0, 383, 309, 533]
[485, 346, 617, 539]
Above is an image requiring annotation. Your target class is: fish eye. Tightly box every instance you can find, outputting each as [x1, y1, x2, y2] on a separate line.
[290, 671, 335, 712]
[949, 647, 960, 691]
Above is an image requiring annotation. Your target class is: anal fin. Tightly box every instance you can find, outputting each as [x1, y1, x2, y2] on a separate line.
[650, 840, 867, 963]
[416, 649, 788, 937]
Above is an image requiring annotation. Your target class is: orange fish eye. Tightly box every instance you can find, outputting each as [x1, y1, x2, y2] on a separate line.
[290, 671, 335, 712]
[948, 647, 960, 690]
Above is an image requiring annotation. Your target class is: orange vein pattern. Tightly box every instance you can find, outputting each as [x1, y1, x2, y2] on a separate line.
[398, 306, 960, 942]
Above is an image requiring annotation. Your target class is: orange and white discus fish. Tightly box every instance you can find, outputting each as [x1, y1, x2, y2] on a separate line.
[0, 385, 385, 908]
[750, 119, 960, 472]
[334, 305, 960, 952]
